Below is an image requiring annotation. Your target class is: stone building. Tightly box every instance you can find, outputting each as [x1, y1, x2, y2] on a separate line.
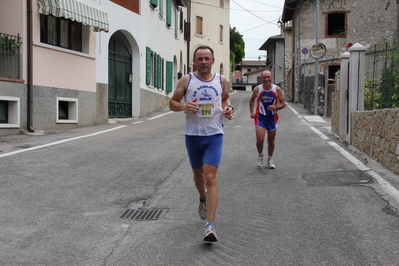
[281, 0, 397, 115]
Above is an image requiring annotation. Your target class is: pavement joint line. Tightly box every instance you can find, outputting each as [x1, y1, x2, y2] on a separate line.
[328, 141, 399, 202]
[0, 125, 127, 159]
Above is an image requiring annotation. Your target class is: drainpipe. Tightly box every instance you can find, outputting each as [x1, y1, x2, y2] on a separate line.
[296, 7, 301, 103]
[27, 0, 34, 132]
[186, 0, 191, 73]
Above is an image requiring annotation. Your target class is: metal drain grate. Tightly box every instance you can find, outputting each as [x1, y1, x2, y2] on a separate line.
[120, 208, 168, 221]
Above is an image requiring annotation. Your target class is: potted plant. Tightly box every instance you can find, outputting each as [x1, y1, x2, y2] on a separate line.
[0, 36, 22, 54]
[0, 35, 22, 79]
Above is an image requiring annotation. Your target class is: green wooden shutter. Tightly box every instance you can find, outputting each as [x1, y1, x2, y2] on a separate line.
[175, 8, 178, 37]
[146, 47, 151, 85]
[150, 0, 158, 7]
[166, 61, 173, 92]
[154, 52, 158, 87]
[157, 55, 161, 88]
[166, 0, 172, 26]
[161, 58, 165, 90]
[159, 0, 164, 17]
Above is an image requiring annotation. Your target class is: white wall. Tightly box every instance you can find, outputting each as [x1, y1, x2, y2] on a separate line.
[96, 0, 188, 117]
[190, 0, 230, 77]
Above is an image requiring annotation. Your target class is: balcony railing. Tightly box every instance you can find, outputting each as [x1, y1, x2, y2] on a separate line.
[0, 33, 22, 80]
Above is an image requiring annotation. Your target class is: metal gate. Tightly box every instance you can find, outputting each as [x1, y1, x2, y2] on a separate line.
[108, 38, 132, 117]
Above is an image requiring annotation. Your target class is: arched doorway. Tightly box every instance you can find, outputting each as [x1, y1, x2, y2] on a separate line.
[108, 34, 132, 117]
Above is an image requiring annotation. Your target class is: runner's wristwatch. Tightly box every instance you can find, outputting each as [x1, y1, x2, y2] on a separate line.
[227, 105, 235, 110]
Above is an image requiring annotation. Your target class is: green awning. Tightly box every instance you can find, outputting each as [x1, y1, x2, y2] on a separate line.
[37, 0, 109, 32]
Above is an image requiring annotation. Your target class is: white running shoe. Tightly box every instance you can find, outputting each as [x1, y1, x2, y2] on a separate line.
[257, 154, 263, 167]
[268, 158, 275, 169]
[203, 225, 218, 242]
[198, 202, 206, 220]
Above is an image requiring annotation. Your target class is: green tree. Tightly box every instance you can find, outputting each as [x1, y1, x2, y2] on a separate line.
[230, 27, 245, 71]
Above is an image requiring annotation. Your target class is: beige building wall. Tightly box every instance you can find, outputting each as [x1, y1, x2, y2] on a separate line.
[190, 0, 230, 78]
[31, 1, 97, 92]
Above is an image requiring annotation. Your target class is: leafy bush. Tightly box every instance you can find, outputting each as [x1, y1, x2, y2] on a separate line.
[0, 36, 22, 54]
[364, 78, 380, 110]
[378, 49, 399, 109]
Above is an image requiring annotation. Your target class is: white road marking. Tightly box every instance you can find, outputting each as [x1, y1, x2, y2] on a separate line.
[147, 111, 174, 120]
[0, 125, 127, 158]
[309, 126, 329, 140]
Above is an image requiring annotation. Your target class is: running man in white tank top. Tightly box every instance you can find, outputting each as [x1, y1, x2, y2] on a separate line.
[169, 45, 234, 242]
[249, 70, 286, 169]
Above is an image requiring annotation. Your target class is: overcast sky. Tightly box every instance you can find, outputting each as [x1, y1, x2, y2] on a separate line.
[229, 0, 285, 61]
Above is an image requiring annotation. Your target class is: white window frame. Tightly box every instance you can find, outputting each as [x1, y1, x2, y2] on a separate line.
[0, 96, 20, 128]
[56, 97, 78, 123]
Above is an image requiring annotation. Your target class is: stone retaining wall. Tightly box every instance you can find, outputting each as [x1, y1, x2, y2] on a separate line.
[331, 89, 399, 174]
[352, 109, 399, 174]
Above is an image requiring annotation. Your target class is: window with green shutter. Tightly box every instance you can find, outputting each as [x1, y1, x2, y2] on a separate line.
[166, 0, 172, 26]
[166, 61, 173, 92]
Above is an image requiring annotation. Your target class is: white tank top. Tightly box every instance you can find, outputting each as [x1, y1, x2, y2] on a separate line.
[184, 72, 224, 136]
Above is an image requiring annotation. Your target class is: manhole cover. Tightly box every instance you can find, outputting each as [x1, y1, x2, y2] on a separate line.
[120, 208, 168, 221]
[303, 170, 373, 186]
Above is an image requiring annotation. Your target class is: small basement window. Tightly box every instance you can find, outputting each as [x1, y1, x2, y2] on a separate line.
[0, 96, 20, 128]
[56, 97, 78, 123]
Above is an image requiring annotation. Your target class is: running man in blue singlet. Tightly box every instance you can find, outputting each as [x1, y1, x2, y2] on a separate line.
[249, 70, 286, 169]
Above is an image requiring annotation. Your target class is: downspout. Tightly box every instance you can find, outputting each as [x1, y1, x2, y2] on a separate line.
[296, 7, 300, 103]
[186, 0, 191, 73]
[284, 0, 299, 102]
[27, 0, 34, 132]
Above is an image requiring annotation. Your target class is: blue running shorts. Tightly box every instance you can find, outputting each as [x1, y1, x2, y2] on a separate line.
[185, 134, 224, 169]
[255, 113, 280, 132]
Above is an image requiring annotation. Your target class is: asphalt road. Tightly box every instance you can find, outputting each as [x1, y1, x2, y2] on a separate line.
[0, 90, 399, 265]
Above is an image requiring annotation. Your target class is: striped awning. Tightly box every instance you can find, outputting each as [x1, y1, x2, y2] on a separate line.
[37, 0, 109, 32]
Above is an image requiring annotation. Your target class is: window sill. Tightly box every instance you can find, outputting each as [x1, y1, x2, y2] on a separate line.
[0, 124, 19, 128]
[33, 42, 96, 59]
[0, 77, 25, 83]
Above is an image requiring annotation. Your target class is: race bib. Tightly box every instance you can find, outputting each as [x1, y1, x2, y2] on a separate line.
[198, 104, 214, 118]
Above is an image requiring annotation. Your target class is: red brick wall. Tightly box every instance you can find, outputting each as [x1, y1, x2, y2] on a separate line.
[110, 0, 140, 14]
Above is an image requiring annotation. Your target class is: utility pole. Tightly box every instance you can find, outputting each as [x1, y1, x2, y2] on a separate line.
[314, 0, 320, 115]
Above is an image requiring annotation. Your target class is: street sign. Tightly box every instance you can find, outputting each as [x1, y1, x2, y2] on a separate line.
[301, 47, 310, 60]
